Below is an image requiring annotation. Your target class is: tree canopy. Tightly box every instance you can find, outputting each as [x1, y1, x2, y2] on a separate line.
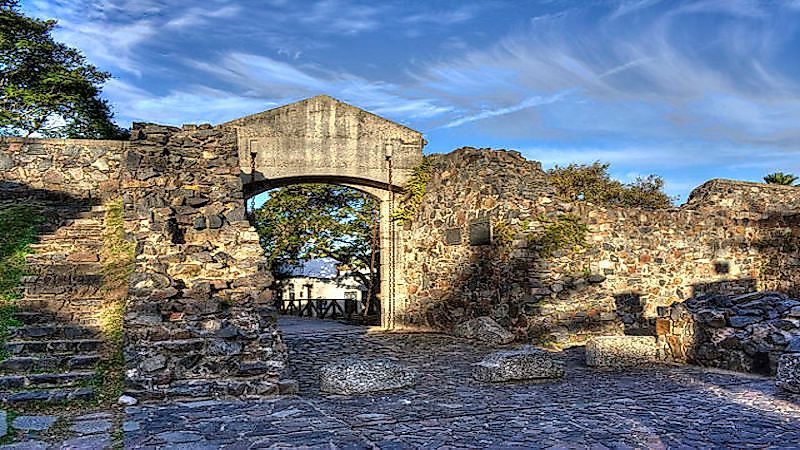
[0, 0, 128, 139]
[250, 184, 380, 301]
[764, 172, 798, 186]
[547, 162, 673, 209]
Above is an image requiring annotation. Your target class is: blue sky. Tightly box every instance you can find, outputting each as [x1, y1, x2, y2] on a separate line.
[24, 0, 800, 201]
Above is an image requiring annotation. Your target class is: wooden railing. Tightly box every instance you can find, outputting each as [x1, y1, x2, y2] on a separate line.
[277, 298, 361, 320]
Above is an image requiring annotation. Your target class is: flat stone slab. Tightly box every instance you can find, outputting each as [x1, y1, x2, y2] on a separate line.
[320, 357, 418, 395]
[11, 415, 57, 432]
[453, 316, 514, 344]
[777, 353, 800, 393]
[473, 347, 565, 382]
[70, 418, 112, 435]
[0, 410, 6, 438]
[586, 336, 658, 368]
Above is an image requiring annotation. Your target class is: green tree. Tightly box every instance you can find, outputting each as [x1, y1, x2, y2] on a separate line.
[547, 162, 673, 209]
[763, 172, 798, 186]
[0, 0, 128, 139]
[250, 184, 380, 306]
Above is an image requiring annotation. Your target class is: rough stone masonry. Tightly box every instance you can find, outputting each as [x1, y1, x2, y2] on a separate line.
[2, 96, 800, 399]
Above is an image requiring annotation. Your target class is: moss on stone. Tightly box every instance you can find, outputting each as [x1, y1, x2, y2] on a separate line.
[391, 156, 432, 223]
[96, 198, 134, 405]
[528, 214, 588, 258]
[0, 206, 43, 360]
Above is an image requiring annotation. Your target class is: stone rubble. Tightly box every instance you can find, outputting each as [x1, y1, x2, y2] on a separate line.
[777, 353, 800, 393]
[472, 346, 565, 382]
[319, 357, 418, 395]
[658, 291, 800, 374]
[585, 336, 658, 368]
[453, 316, 515, 345]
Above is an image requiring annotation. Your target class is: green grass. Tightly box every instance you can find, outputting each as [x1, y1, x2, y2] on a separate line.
[96, 198, 133, 405]
[0, 206, 43, 360]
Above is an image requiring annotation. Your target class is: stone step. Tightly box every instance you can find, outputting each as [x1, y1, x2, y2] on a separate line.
[23, 263, 103, 283]
[37, 219, 103, 231]
[12, 311, 102, 327]
[38, 225, 105, 238]
[0, 354, 101, 374]
[25, 252, 102, 266]
[22, 262, 104, 276]
[20, 274, 104, 286]
[4, 339, 104, 356]
[29, 241, 103, 253]
[7, 324, 101, 340]
[1, 386, 95, 404]
[0, 371, 96, 390]
[12, 311, 58, 325]
[17, 296, 106, 310]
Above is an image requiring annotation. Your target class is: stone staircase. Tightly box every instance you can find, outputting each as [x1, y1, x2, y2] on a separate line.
[0, 203, 108, 404]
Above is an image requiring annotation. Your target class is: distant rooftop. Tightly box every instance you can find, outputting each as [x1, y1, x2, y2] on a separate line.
[279, 257, 340, 279]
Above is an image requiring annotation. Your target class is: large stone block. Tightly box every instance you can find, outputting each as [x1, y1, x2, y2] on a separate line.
[585, 336, 658, 369]
[472, 347, 565, 382]
[776, 353, 800, 394]
[319, 357, 418, 395]
[453, 316, 514, 345]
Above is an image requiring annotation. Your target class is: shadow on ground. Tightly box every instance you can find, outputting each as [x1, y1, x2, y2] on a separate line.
[123, 316, 800, 449]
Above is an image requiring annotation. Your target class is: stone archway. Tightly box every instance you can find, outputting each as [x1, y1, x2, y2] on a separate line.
[226, 95, 426, 329]
[122, 96, 424, 398]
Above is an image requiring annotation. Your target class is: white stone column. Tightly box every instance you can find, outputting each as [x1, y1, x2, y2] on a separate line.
[377, 191, 407, 330]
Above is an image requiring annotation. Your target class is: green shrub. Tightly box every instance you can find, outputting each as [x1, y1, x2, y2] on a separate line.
[528, 214, 588, 258]
[391, 156, 433, 223]
[764, 172, 798, 186]
[548, 162, 673, 209]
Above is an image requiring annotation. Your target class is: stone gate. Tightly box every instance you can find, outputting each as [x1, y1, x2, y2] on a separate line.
[122, 96, 423, 398]
[3, 95, 800, 401]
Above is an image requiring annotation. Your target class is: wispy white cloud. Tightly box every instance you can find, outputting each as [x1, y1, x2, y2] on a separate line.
[187, 52, 452, 121]
[441, 91, 573, 128]
[297, 0, 385, 35]
[402, 5, 480, 25]
[164, 5, 241, 29]
[104, 79, 275, 125]
[415, 1, 800, 146]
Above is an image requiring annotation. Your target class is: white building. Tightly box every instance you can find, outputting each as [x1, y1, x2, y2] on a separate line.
[275, 258, 370, 317]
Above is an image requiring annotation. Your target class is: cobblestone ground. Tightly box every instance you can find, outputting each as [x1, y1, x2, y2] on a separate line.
[119, 316, 800, 449]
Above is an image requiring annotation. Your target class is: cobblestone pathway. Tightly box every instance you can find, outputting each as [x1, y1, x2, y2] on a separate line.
[121, 317, 800, 449]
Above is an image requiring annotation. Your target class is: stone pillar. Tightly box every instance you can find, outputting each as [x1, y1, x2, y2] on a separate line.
[376, 191, 406, 330]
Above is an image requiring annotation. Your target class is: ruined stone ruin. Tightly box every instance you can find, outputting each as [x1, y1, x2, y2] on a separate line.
[0, 95, 798, 402]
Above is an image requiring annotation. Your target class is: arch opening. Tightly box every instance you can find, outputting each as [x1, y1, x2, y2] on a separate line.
[245, 182, 384, 326]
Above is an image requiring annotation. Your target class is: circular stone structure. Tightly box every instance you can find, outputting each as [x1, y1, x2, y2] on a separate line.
[319, 357, 419, 395]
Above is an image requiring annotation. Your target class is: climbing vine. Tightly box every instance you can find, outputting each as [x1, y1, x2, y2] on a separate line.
[528, 214, 588, 258]
[391, 156, 433, 223]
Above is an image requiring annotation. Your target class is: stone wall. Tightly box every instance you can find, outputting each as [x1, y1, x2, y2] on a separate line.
[656, 291, 800, 374]
[121, 123, 288, 398]
[399, 148, 800, 347]
[0, 137, 125, 201]
[685, 178, 800, 212]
